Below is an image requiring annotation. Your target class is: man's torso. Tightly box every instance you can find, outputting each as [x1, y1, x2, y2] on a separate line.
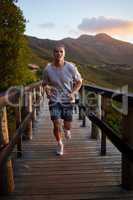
[45, 61, 75, 103]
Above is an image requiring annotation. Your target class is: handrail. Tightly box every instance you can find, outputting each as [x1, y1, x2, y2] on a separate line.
[0, 81, 42, 107]
[84, 84, 133, 105]
[0, 81, 44, 193]
[25, 80, 42, 91]
[0, 110, 33, 166]
[79, 84, 133, 190]
[0, 91, 18, 107]
[88, 112, 133, 162]
[0, 81, 43, 161]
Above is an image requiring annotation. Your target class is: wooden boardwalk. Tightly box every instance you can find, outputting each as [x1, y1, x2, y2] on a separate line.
[1, 99, 133, 200]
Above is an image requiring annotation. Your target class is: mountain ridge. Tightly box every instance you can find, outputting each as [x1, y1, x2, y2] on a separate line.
[27, 33, 133, 90]
[27, 33, 133, 67]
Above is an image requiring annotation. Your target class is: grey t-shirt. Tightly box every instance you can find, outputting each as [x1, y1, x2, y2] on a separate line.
[42, 61, 82, 103]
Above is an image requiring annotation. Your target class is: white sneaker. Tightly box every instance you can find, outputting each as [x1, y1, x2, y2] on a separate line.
[56, 142, 64, 156]
[64, 129, 71, 141]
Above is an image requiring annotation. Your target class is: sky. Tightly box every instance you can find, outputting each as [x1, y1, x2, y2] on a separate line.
[16, 0, 133, 43]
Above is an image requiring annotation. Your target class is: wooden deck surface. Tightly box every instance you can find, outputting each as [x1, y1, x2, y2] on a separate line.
[1, 99, 133, 200]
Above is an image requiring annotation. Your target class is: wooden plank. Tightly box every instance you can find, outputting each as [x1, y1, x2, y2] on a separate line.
[1, 99, 133, 199]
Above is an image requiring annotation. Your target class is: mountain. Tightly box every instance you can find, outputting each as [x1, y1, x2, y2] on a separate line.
[27, 33, 133, 91]
[27, 33, 133, 67]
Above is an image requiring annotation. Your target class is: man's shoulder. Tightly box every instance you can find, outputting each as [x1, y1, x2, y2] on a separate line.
[65, 61, 75, 67]
[65, 61, 76, 73]
[43, 63, 52, 71]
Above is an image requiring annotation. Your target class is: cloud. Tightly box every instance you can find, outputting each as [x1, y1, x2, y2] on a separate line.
[78, 16, 133, 36]
[68, 29, 80, 36]
[39, 22, 55, 29]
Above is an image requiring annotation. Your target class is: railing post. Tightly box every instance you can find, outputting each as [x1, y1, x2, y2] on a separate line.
[41, 85, 45, 100]
[38, 86, 42, 104]
[122, 105, 133, 190]
[80, 106, 86, 127]
[100, 96, 109, 155]
[91, 94, 101, 139]
[78, 105, 82, 120]
[87, 92, 100, 139]
[79, 85, 85, 120]
[0, 107, 14, 194]
[15, 97, 22, 158]
[32, 88, 37, 121]
[36, 86, 42, 114]
[25, 92, 33, 140]
[79, 86, 86, 126]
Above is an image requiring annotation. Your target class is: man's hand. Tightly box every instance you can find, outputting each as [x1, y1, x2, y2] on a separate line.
[45, 86, 52, 99]
[45, 86, 56, 99]
[69, 79, 82, 102]
[45, 89, 51, 99]
[67, 92, 75, 102]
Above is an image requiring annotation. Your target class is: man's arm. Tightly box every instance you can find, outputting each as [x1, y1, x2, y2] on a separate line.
[72, 64, 83, 94]
[42, 82, 52, 99]
[42, 66, 52, 98]
[71, 79, 82, 95]
[68, 79, 82, 101]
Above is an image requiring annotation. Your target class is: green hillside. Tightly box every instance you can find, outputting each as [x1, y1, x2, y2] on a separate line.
[27, 33, 133, 91]
[78, 65, 133, 91]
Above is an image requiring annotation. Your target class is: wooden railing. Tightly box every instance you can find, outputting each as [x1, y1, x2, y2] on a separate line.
[0, 81, 44, 194]
[79, 84, 133, 190]
[1, 81, 133, 193]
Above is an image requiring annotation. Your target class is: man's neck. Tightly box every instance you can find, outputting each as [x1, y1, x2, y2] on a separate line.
[53, 60, 65, 67]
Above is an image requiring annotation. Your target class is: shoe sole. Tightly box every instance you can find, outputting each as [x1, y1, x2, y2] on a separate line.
[65, 134, 71, 140]
[56, 151, 63, 156]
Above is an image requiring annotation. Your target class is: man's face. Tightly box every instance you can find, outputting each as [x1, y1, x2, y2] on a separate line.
[53, 47, 65, 61]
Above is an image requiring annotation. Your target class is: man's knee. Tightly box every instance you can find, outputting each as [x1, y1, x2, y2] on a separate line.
[53, 119, 61, 132]
[64, 121, 71, 130]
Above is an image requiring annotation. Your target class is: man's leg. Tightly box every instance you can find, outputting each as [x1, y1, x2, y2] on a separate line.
[52, 119, 62, 142]
[63, 120, 72, 140]
[64, 120, 71, 130]
[62, 103, 73, 140]
[49, 103, 64, 155]
[52, 119, 64, 155]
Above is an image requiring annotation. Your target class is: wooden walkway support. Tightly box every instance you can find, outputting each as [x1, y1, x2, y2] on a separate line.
[0, 81, 43, 194]
[0, 98, 133, 199]
[83, 84, 133, 190]
[0, 107, 14, 193]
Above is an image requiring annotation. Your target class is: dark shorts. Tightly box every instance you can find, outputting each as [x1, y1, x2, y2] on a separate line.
[75, 99, 79, 104]
[49, 102, 74, 121]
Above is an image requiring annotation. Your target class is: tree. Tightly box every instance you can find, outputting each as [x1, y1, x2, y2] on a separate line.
[0, 0, 36, 91]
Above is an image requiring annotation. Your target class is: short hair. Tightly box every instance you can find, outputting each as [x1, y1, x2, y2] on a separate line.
[53, 44, 65, 52]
